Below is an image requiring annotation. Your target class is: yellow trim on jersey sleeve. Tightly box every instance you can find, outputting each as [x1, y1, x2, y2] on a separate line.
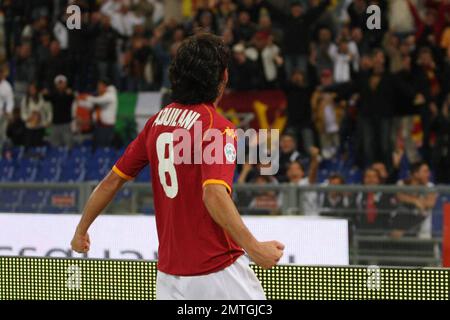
[112, 165, 134, 181]
[202, 179, 232, 194]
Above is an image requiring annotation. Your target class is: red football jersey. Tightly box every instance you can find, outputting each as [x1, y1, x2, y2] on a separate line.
[113, 103, 244, 276]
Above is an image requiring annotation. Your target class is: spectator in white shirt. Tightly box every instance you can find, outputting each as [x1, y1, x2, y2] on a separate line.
[0, 66, 14, 156]
[393, 162, 437, 239]
[81, 78, 118, 148]
[20, 83, 52, 148]
[329, 39, 359, 83]
[109, 3, 144, 37]
[245, 32, 284, 88]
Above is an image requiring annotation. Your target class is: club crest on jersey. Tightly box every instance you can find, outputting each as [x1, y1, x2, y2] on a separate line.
[224, 143, 236, 163]
[222, 127, 237, 140]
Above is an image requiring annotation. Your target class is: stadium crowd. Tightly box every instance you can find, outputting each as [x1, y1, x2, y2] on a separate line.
[0, 0, 449, 238]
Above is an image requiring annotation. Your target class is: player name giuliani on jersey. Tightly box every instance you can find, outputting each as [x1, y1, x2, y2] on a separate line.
[152, 107, 201, 130]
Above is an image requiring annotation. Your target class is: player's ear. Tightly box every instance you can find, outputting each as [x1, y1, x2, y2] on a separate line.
[223, 68, 229, 84]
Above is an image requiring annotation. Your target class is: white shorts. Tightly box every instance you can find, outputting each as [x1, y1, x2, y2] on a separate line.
[156, 255, 266, 300]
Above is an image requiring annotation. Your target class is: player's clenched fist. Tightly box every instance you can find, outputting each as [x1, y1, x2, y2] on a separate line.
[71, 231, 90, 253]
[248, 241, 285, 269]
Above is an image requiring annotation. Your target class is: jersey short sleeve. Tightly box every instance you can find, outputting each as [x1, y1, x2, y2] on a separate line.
[201, 126, 237, 194]
[113, 122, 151, 180]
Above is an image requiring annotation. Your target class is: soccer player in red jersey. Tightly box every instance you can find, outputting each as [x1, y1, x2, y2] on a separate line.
[71, 34, 284, 299]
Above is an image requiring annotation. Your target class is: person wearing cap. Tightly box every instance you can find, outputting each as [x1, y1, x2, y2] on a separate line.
[43, 75, 75, 148]
[79, 78, 118, 148]
[229, 43, 260, 90]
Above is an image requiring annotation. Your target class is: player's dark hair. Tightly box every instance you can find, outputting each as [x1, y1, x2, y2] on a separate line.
[169, 33, 230, 105]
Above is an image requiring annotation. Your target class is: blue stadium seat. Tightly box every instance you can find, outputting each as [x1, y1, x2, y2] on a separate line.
[10, 146, 25, 161]
[93, 147, 116, 159]
[35, 163, 61, 182]
[0, 159, 15, 182]
[22, 190, 47, 207]
[59, 164, 85, 182]
[11, 159, 38, 182]
[46, 146, 69, 162]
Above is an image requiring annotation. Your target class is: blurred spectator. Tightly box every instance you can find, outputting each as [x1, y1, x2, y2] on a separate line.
[275, 132, 302, 182]
[53, 10, 69, 51]
[123, 26, 153, 91]
[6, 107, 26, 146]
[283, 69, 316, 154]
[416, 47, 441, 164]
[392, 53, 427, 163]
[248, 174, 281, 215]
[245, 31, 284, 89]
[393, 161, 437, 238]
[407, 0, 447, 48]
[233, 9, 256, 43]
[38, 40, 69, 90]
[329, 38, 359, 83]
[383, 32, 409, 73]
[43, 75, 75, 148]
[238, 161, 279, 184]
[354, 168, 393, 234]
[257, 11, 282, 45]
[13, 43, 36, 105]
[355, 49, 396, 169]
[92, 14, 119, 85]
[431, 94, 450, 184]
[229, 43, 261, 90]
[313, 26, 334, 77]
[80, 78, 118, 148]
[132, 0, 156, 32]
[20, 82, 52, 148]
[193, 8, 218, 34]
[351, 26, 370, 57]
[371, 148, 404, 185]
[215, 0, 237, 32]
[109, 3, 144, 38]
[267, 0, 330, 75]
[347, 0, 387, 48]
[0, 65, 14, 155]
[286, 146, 320, 215]
[311, 69, 345, 159]
[238, 0, 266, 23]
[443, 46, 450, 96]
[319, 173, 353, 221]
[35, 31, 51, 67]
[388, 0, 416, 35]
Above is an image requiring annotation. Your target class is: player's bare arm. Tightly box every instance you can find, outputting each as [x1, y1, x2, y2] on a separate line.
[71, 170, 127, 253]
[203, 184, 284, 269]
